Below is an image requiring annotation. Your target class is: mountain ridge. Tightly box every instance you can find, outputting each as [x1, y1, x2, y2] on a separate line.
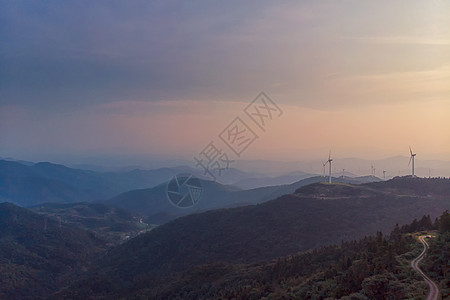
[94, 177, 450, 282]
[107, 175, 382, 224]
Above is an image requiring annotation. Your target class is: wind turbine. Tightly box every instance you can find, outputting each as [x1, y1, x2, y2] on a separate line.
[322, 161, 327, 177]
[327, 151, 333, 183]
[409, 146, 416, 176]
[383, 170, 386, 180]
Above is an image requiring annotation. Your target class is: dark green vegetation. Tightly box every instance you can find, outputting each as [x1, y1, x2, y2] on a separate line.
[0, 202, 107, 299]
[108, 175, 381, 224]
[30, 202, 153, 245]
[421, 211, 450, 299]
[1, 177, 448, 299]
[98, 178, 448, 278]
[56, 212, 449, 299]
[367, 176, 450, 197]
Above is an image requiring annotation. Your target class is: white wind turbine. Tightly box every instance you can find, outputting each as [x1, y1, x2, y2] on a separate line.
[327, 151, 333, 184]
[409, 146, 416, 176]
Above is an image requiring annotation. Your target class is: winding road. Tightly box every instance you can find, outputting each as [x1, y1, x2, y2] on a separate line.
[411, 236, 440, 300]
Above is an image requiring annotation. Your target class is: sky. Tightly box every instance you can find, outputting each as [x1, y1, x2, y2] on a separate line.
[1, 1, 449, 167]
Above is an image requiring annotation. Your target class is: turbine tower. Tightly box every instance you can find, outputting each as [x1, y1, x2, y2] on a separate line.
[409, 146, 416, 176]
[327, 151, 333, 184]
[383, 170, 386, 180]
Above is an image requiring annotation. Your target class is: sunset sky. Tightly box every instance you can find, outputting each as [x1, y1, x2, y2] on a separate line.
[1, 1, 449, 166]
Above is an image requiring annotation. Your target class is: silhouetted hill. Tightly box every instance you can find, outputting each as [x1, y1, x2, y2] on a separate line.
[0, 159, 382, 211]
[108, 175, 381, 224]
[0, 160, 233, 206]
[0, 202, 107, 299]
[232, 170, 315, 189]
[107, 179, 239, 221]
[0, 174, 93, 206]
[88, 177, 449, 285]
[365, 175, 450, 196]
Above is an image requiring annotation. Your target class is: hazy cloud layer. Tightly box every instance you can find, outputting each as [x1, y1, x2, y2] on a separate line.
[1, 1, 449, 161]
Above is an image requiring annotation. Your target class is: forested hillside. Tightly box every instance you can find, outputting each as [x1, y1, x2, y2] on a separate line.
[93, 178, 449, 280]
[0, 203, 107, 299]
[56, 212, 449, 299]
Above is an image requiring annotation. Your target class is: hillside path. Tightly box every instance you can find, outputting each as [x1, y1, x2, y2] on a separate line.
[411, 236, 439, 300]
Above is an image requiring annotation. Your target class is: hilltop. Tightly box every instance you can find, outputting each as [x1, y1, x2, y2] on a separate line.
[107, 175, 381, 224]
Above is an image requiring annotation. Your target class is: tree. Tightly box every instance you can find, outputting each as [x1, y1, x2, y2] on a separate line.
[361, 273, 405, 299]
[439, 210, 450, 233]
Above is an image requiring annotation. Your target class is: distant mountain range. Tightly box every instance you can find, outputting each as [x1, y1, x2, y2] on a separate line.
[222, 156, 450, 178]
[107, 175, 382, 224]
[231, 170, 315, 189]
[0, 160, 259, 206]
[0, 159, 382, 215]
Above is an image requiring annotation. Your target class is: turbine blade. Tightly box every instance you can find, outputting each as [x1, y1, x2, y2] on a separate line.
[408, 156, 412, 166]
[409, 146, 413, 156]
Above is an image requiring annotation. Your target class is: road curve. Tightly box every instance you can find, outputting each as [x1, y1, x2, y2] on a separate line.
[411, 236, 439, 300]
